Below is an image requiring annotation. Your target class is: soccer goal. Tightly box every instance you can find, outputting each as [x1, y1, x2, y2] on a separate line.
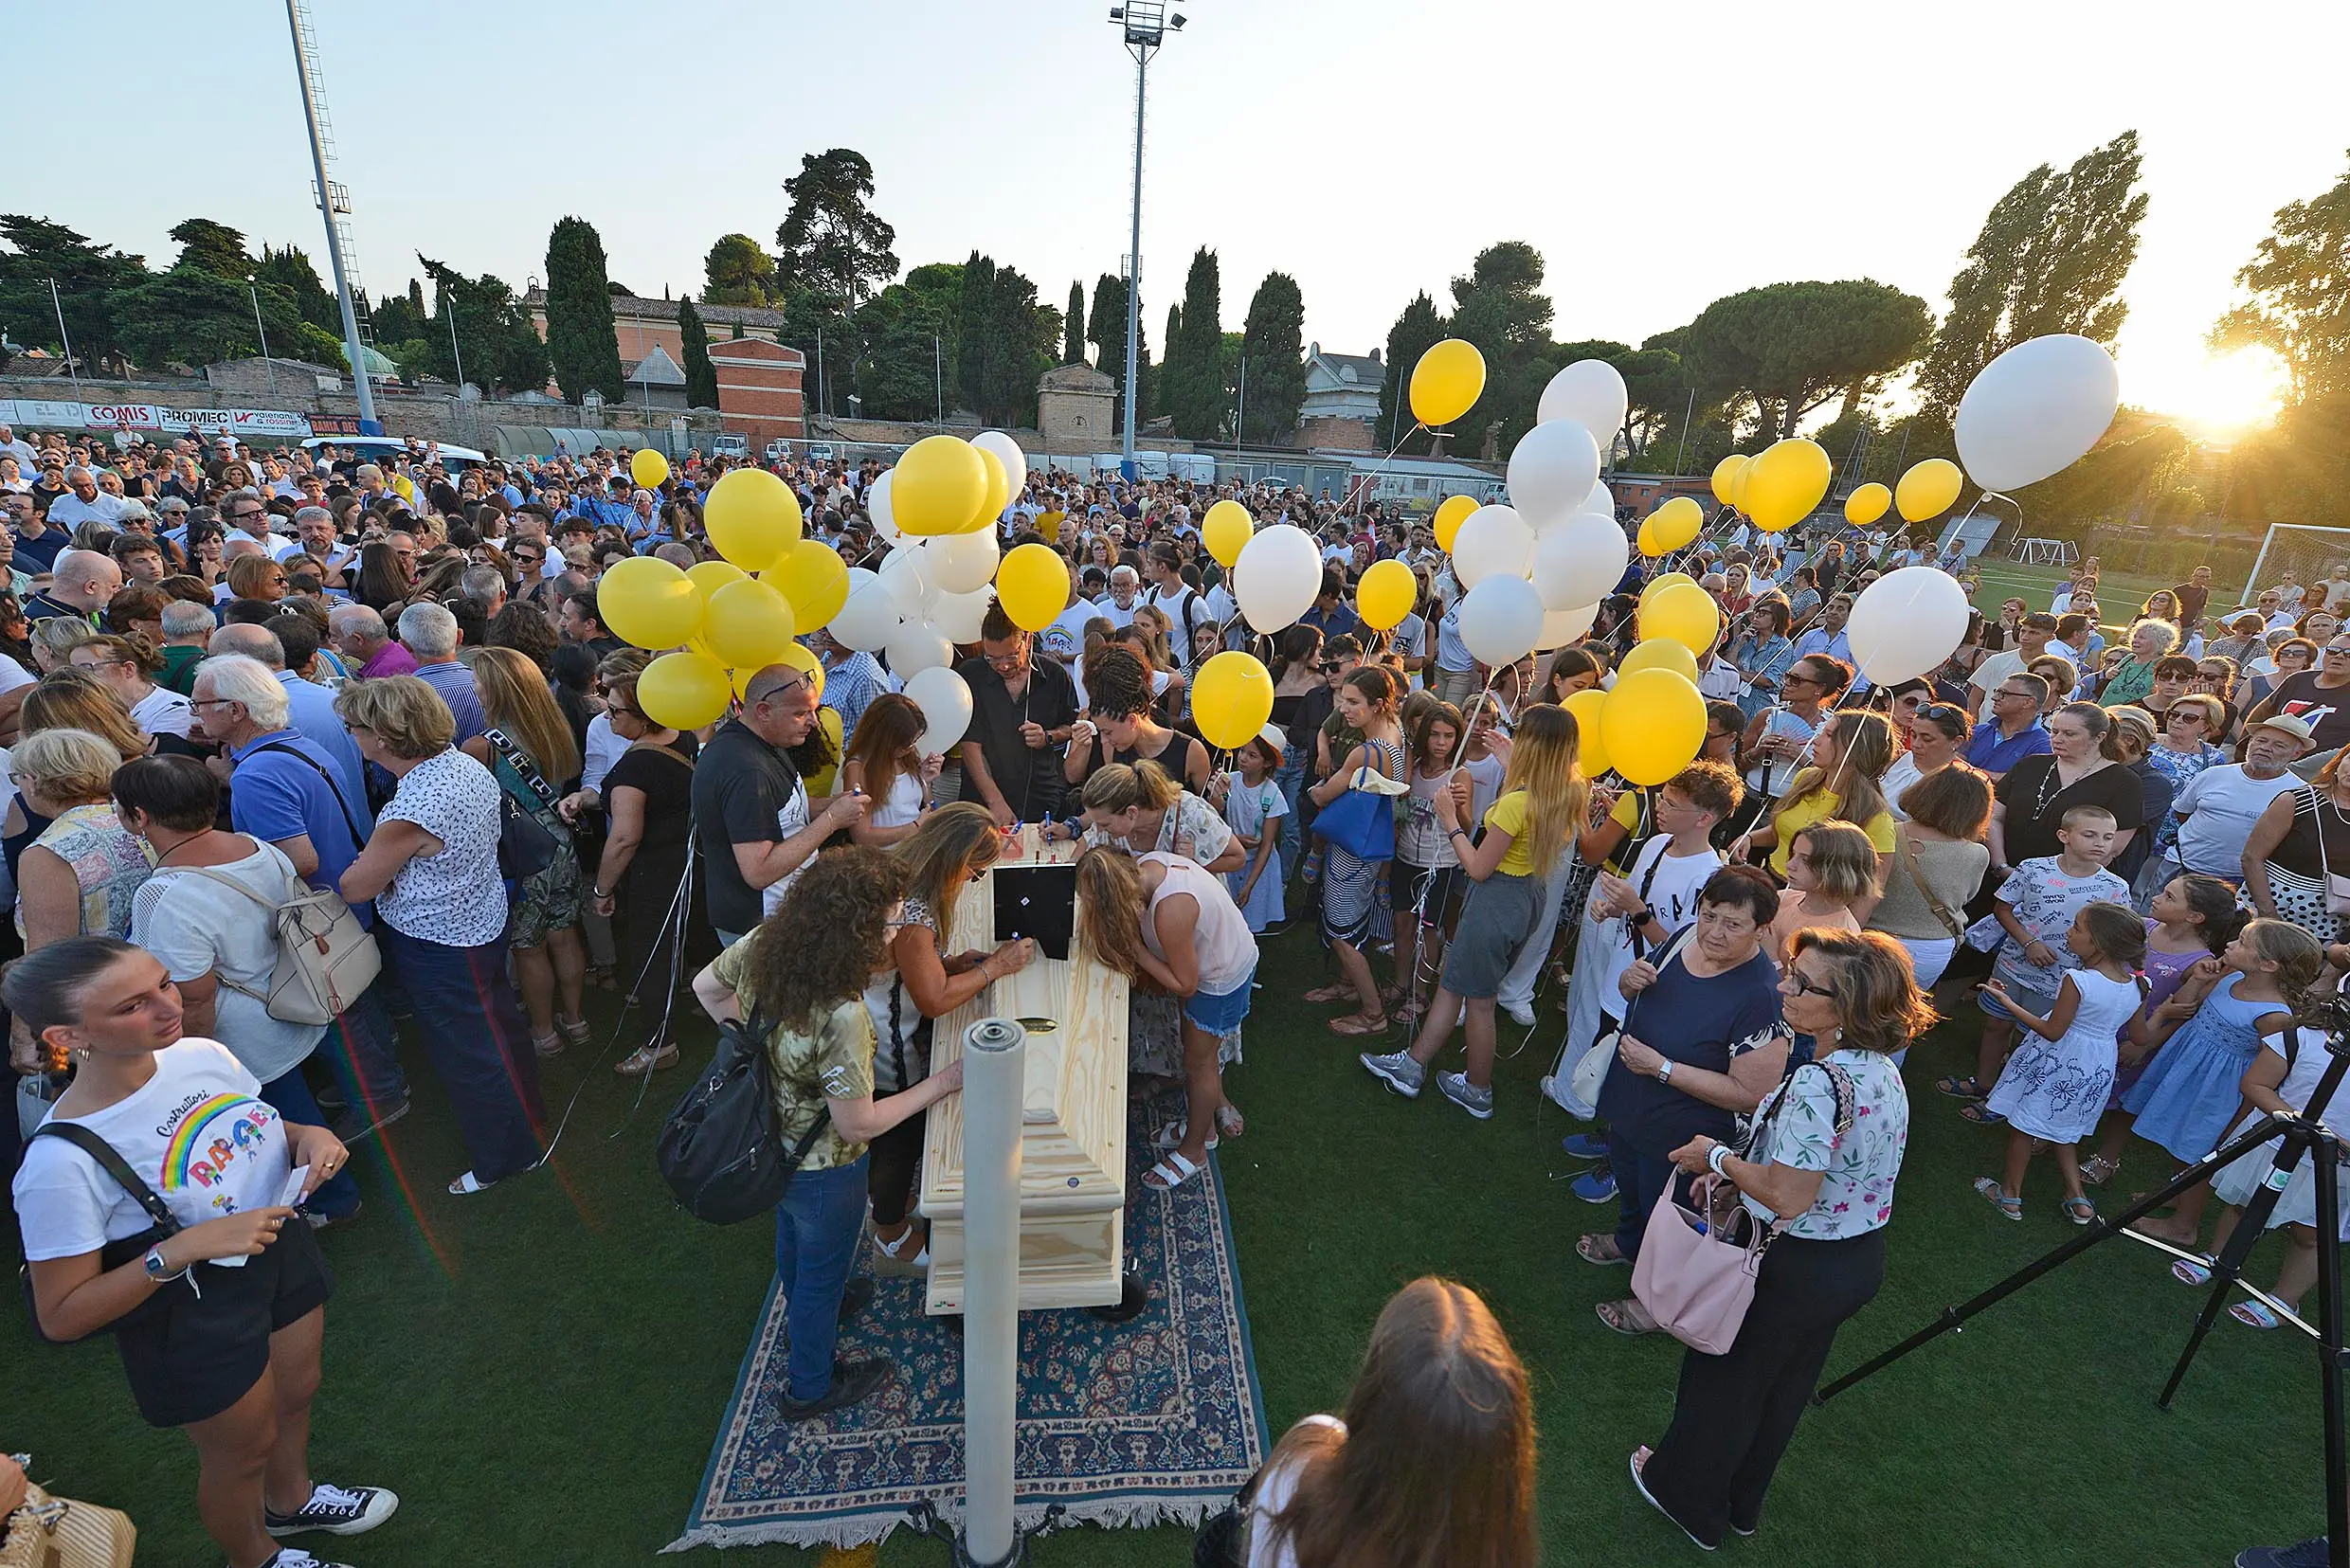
[2241, 523, 2350, 610]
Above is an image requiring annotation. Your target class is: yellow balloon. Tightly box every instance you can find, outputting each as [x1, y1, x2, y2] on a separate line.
[1355, 559, 1417, 632]
[1602, 668, 1707, 786]
[703, 579, 798, 671]
[1743, 438, 1833, 533]
[767, 539, 849, 631]
[1640, 582, 1722, 657]
[1844, 481, 1891, 528]
[1433, 494, 1478, 552]
[1709, 455, 1748, 508]
[687, 560, 747, 604]
[1726, 459, 1751, 512]
[1409, 338, 1486, 427]
[1563, 687, 1611, 779]
[1202, 499, 1255, 568]
[598, 557, 704, 650]
[966, 445, 1009, 535]
[1639, 571, 1696, 605]
[1190, 651, 1275, 750]
[630, 447, 669, 491]
[638, 650, 732, 730]
[728, 640, 826, 701]
[1618, 637, 1700, 684]
[1895, 459, 1964, 524]
[894, 435, 988, 537]
[1636, 516, 1666, 558]
[704, 467, 803, 571]
[995, 542, 1069, 633]
[1649, 496, 1704, 553]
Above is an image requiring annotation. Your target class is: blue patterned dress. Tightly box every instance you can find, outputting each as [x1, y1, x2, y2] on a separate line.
[2124, 973, 2280, 1162]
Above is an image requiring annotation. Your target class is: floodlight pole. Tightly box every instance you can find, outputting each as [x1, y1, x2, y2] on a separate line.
[284, 0, 376, 427]
[1113, 5, 1180, 467]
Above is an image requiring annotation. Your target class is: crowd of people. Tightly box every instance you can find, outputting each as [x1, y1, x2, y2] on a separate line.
[3, 416, 2344, 1567]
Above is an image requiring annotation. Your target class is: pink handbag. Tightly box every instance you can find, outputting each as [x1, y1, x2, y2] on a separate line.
[1632, 1061, 1855, 1355]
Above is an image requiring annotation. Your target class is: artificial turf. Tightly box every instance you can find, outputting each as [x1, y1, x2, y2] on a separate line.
[8, 924, 2335, 1568]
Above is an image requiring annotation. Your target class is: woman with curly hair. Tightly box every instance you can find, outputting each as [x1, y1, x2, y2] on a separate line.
[692, 847, 964, 1420]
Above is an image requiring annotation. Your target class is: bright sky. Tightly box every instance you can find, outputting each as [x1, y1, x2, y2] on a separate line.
[25, 1, 2350, 433]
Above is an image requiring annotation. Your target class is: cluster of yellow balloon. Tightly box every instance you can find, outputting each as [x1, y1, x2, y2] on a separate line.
[1894, 459, 1964, 523]
[1410, 339, 1486, 428]
[1636, 495, 1704, 557]
[1740, 438, 1833, 533]
[894, 434, 1011, 538]
[1191, 651, 1274, 750]
[1710, 454, 1749, 511]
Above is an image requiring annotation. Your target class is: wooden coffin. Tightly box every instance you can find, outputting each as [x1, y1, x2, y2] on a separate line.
[919, 827, 1130, 1312]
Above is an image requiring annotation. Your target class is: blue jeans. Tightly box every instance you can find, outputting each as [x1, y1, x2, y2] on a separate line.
[774, 1155, 871, 1401]
[1609, 1127, 1686, 1264]
[380, 928, 545, 1183]
[318, 977, 410, 1111]
[1272, 756, 1307, 874]
[260, 1062, 362, 1218]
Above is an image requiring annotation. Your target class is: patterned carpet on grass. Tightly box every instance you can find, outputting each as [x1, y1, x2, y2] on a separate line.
[666, 1093, 1269, 1553]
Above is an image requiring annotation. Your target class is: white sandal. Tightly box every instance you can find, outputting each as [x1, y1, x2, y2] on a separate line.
[1143, 1150, 1203, 1191]
[1151, 1120, 1219, 1154]
[872, 1225, 931, 1277]
[447, 1170, 498, 1196]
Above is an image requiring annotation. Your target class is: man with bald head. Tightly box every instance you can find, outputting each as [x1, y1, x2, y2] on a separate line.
[209, 621, 369, 799]
[328, 602, 417, 678]
[25, 548, 122, 626]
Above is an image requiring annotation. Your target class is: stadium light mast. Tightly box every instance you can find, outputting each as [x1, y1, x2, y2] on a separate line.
[1109, 3, 1184, 468]
[284, 0, 377, 427]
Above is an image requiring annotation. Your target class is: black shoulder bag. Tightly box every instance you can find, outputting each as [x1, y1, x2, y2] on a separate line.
[19, 1123, 183, 1345]
[484, 727, 560, 881]
[656, 1010, 833, 1224]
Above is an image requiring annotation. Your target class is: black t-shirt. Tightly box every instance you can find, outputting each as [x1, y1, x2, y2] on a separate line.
[1994, 754, 2145, 865]
[690, 718, 801, 935]
[954, 655, 1080, 824]
[2262, 671, 2350, 755]
[604, 732, 699, 859]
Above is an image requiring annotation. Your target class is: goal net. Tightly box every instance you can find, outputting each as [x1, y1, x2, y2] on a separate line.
[2241, 523, 2350, 612]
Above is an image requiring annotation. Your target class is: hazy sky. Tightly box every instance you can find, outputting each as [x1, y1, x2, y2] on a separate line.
[24, 1, 2350, 429]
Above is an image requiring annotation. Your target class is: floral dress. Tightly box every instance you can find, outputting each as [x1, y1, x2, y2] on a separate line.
[2141, 740, 2225, 859]
[19, 802, 154, 940]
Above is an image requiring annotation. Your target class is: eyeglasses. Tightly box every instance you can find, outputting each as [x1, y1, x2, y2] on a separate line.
[1787, 972, 1836, 999]
[1994, 687, 2034, 702]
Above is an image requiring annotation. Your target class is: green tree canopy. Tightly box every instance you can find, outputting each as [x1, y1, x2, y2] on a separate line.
[678, 299, 719, 409]
[703, 233, 778, 307]
[1162, 247, 1228, 442]
[0, 215, 149, 370]
[1089, 274, 1150, 432]
[544, 217, 624, 405]
[1064, 280, 1086, 365]
[1917, 130, 2147, 416]
[169, 218, 252, 280]
[111, 268, 307, 369]
[1672, 279, 1935, 442]
[413, 254, 550, 393]
[856, 262, 961, 422]
[2212, 151, 2350, 406]
[1377, 290, 1445, 454]
[1238, 271, 1307, 443]
[253, 243, 338, 334]
[1447, 242, 1555, 456]
[951, 255, 1057, 428]
[778, 149, 897, 316]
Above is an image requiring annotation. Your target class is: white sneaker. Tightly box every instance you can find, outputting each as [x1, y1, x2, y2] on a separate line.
[261, 1548, 356, 1568]
[1501, 1000, 1536, 1028]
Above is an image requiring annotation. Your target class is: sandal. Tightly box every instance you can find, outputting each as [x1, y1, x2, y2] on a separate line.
[615, 1044, 678, 1076]
[1957, 1103, 2007, 1126]
[1596, 1297, 1660, 1336]
[1936, 1074, 1988, 1100]
[1577, 1234, 1629, 1268]
[2079, 1154, 2120, 1187]
[1303, 983, 1353, 1004]
[2171, 1255, 2214, 1287]
[532, 1031, 566, 1058]
[2231, 1301, 2283, 1330]
[1328, 1012, 1390, 1036]
[1973, 1177, 2021, 1220]
[1214, 1103, 1245, 1140]
[1143, 1151, 1203, 1192]
[556, 1015, 593, 1046]
[586, 964, 620, 992]
[2061, 1194, 2096, 1226]
[1151, 1120, 1220, 1154]
[872, 1224, 931, 1278]
[447, 1170, 498, 1196]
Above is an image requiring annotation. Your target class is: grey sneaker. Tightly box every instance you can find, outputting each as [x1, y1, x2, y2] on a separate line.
[265, 1481, 399, 1538]
[1437, 1071, 1494, 1120]
[1360, 1049, 1425, 1098]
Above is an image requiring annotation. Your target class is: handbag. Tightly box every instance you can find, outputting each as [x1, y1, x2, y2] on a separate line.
[1314, 757, 1404, 861]
[175, 857, 380, 1027]
[1894, 828, 1966, 941]
[656, 1011, 834, 1224]
[18, 1125, 181, 1347]
[485, 728, 560, 881]
[2311, 786, 2350, 917]
[1568, 924, 1698, 1120]
[1631, 1060, 1855, 1355]
[0, 1476, 137, 1568]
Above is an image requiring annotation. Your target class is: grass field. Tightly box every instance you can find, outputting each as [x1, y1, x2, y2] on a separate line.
[9, 922, 2336, 1568]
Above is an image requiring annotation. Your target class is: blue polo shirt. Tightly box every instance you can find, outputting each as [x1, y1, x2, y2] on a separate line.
[1967, 717, 2052, 774]
[227, 729, 374, 927]
[276, 670, 368, 805]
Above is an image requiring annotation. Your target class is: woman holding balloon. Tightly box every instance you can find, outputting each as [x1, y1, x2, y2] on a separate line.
[1306, 667, 1408, 1036]
[1745, 710, 1899, 889]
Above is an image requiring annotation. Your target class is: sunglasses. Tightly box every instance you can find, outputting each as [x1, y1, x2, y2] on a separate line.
[1920, 703, 1966, 724]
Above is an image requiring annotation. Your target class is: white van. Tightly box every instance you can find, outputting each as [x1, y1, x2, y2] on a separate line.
[302, 435, 487, 473]
[710, 434, 750, 459]
[765, 439, 793, 462]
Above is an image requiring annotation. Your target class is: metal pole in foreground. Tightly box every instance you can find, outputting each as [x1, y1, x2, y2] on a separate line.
[961, 1017, 1025, 1565]
[46, 279, 81, 406]
[250, 284, 278, 397]
[283, 0, 375, 428]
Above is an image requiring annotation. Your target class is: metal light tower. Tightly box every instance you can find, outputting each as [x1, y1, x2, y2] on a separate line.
[1109, 3, 1184, 466]
[284, 0, 377, 427]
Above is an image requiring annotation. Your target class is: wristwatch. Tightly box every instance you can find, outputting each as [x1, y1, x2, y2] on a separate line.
[142, 1244, 176, 1282]
[1706, 1142, 1733, 1179]
[1655, 1060, 1674, 1085]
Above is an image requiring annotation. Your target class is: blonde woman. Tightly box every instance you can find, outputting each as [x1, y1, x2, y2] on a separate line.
[462, 646, 588, 1056]
[1747, 709, 1898, 888]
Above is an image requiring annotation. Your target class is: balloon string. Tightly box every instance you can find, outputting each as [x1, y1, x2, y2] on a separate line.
[1340, 421, 1432, 515]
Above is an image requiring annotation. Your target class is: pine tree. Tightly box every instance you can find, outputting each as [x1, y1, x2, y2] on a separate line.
[1088, 275, 1148, 431]
[678, 299, 719, 408]
[1064, 281, 1085, 365]
[1377, 291, 1446, 454]
[544, 216, 624, 404]
[1162, 246, 1227, 442]
[1238, 272, 1306, 444]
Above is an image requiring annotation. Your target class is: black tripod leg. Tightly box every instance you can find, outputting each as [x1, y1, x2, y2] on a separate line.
[1816, 1113, 2286, 1405]
[2313, 1144, 2349, 1568]
[2159, 1123, 2300, 1409]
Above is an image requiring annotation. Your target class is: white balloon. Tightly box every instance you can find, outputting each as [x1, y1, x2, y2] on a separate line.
[926, 531, 1001, 595]
[933, 585, 995, 644]
[1847, 566, 1972, 684]
[903, 665, 974, 759]
[887, 621, 954, 678]
[1506, 419, 1601, 528]
[1451, 504, 1534, 588]
[1233, 523, 1322, 632]
[877, 547, 931, 614]
[1531, 512, 1627, 610]
[1458, 576, 1546, 669]
[1537, 359, 1629, 447]
[1537, 603, 1600, 650]
[830, 582, 900, 653]
[867, 471, 905, 547]
[1955, 333, 2122, 493]
[971, 431, 1027, 506]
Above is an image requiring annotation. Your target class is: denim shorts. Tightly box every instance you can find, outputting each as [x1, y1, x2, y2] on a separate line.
[1978, 977, 2057, 1020]
[1183, 967, 1256, 1036]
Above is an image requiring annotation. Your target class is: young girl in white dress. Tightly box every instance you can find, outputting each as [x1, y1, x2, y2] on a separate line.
[1219, 729, 1288, 933]
[1977, 902, 2148, 1225]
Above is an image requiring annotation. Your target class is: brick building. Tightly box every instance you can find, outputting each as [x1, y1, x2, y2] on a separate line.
[522, 290, 804, 446]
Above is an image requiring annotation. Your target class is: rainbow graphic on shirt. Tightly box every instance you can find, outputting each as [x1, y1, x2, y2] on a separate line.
[160, 1093, 279, 1207]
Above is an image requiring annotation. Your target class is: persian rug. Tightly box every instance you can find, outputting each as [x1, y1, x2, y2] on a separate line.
[666, 1096, 1269, 1552]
